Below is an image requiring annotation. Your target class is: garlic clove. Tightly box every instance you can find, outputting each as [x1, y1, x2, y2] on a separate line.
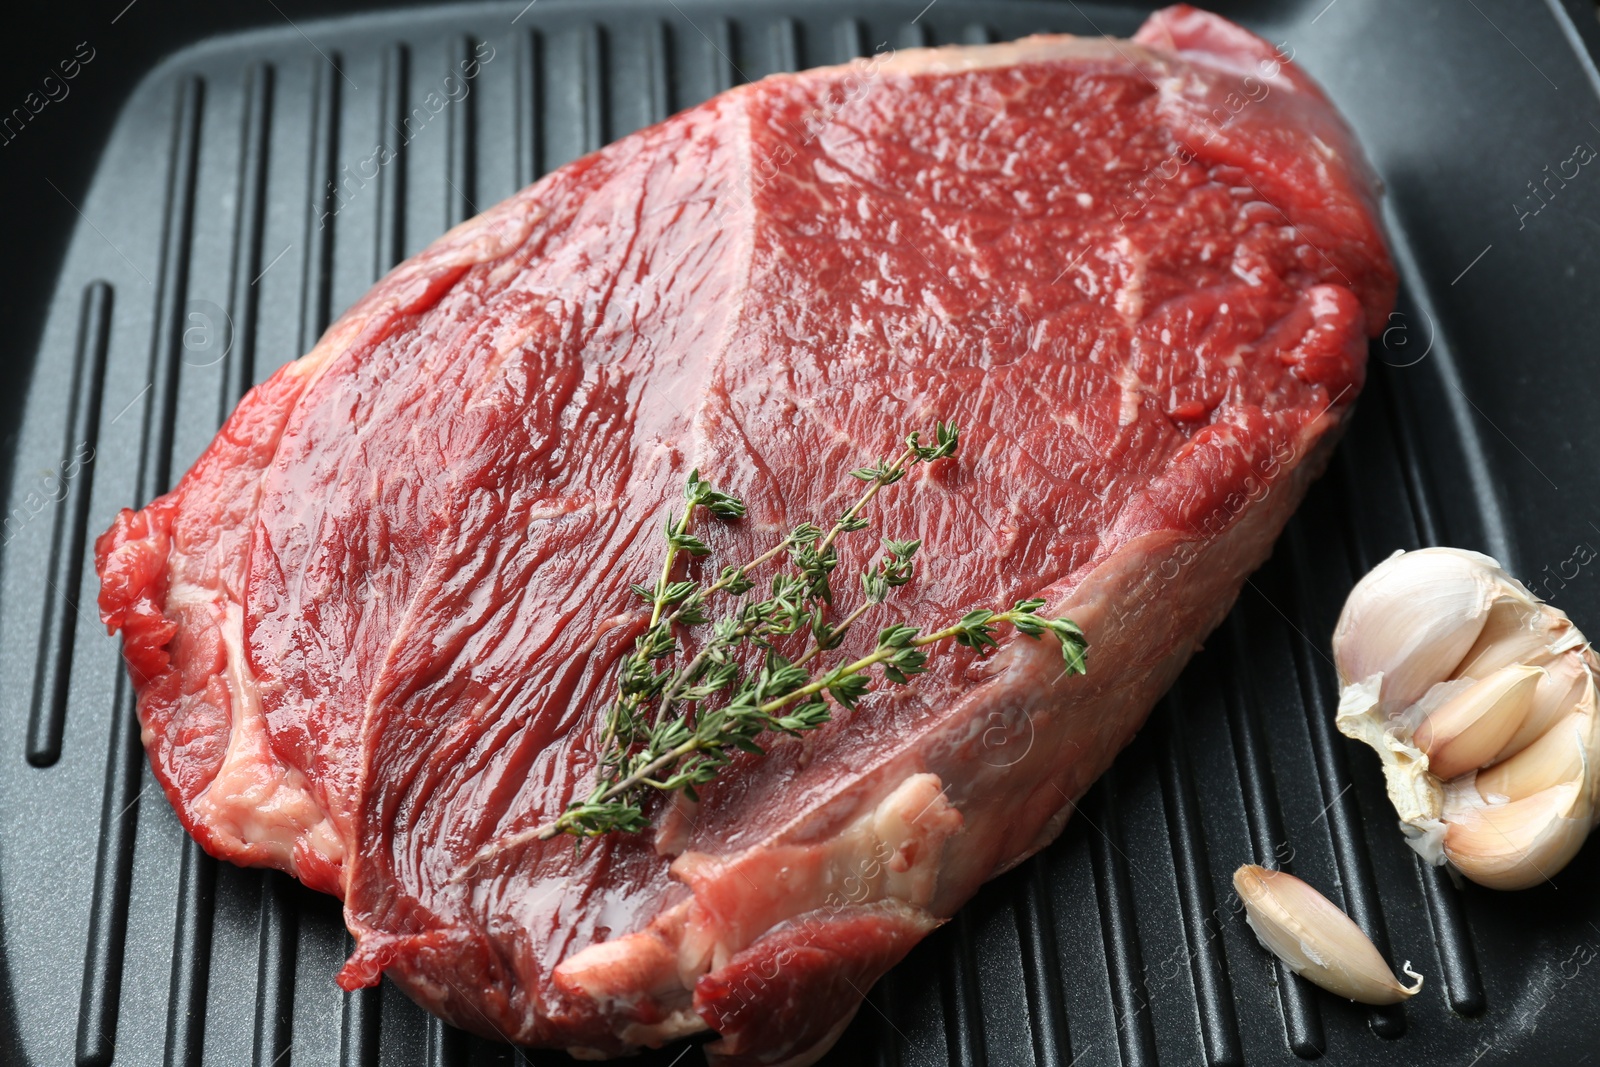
[1413, 664, 1542, 780]
[1452, 597, 1555, 680]
[1443, 782, 1590, 891]
[1233, 865, 1423, 1005]
[1495, 654, 1590, 762]
[1475, 711, 1588, 802]
[1332, 548, 1503, 713]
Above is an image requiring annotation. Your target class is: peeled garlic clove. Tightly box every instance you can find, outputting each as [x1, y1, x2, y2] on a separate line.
[1332, 548, 1502, 712]
[1443, 782, 1590, 891]
[1413, 664, 1542, 780]
[1233, 865, 1423, 1005]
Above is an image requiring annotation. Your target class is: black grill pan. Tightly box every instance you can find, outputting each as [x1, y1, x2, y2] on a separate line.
[4, 2, 1600, 1065]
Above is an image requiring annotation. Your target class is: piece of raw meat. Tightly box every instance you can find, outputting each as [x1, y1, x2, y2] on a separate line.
[95, 5, 1395, 1063]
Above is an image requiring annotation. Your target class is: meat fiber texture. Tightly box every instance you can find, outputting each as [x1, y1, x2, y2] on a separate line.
[95, 6, 1395, 1063]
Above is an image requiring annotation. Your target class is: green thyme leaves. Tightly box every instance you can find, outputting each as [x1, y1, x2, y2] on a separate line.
[452, 419, 1088, 877]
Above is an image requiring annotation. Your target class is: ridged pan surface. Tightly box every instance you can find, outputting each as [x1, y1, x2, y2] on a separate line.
[3, 2, 1599, 1065]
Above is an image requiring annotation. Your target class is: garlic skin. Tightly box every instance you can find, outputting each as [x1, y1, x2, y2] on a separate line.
[1333, 548, 1600, 889]
[1233, 865, 1423, 1004]
[1332, 548, 1503, 714]
[1335, 677, 1446, 860]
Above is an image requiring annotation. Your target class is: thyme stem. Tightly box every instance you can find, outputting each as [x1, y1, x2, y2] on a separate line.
[818, 444, 916, 555]
[791, 601, 873, 671]
[523, 605, 1070, 842]
[450, 419, 1089, 880]
[649, 509, 695, 628]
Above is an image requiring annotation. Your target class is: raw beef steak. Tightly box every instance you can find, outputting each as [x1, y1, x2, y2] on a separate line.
[96, 5, 1395, 1063]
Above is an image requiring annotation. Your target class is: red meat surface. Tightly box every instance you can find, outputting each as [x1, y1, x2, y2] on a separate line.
[96, 7, 1395, 1063]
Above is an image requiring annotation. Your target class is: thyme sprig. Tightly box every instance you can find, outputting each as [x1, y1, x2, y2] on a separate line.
[454, 421, 1087, 877]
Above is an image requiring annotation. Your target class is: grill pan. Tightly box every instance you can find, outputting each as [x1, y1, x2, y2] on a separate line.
[4, 1, 1600, 1064]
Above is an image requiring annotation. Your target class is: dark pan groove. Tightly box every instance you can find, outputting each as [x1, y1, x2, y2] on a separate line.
[937, 910, 985, 1067]
[1379, 361, 1442, 550]
[144, 76, 207, 503]
[1331, 399, 1407, 574]
[77, 73, 206, 1067]
[164, 839, 217, 1067]
[1089, 767, 1158, 1067]
[581, 25, 609, 157]
[516, 31, 544, 186]
[427, 1016, 469, 1067]
[300, 57, 342, 357]
[1413, 824, 1489, 1017]
[867, 977, 901, 1067]
[377, 45, 409, 275]
[836, 17, 866, 61]
[1221, 614, 1324, 1058]
[76, 670, 146, 1067]
[223, 62, 275, 423]
[252, 873, 299, 1067]
[1156, 690, 1242, 1067]
[773, 16, 802, 71]
[545, 25, 607, 171]
[708, 17, 739, 92]
[340, 932, 381, 1067]
[895, 22, 931, 49]
[1014, 855, 1072, 1067]
[26, 280, 112, 768]
[1279, 517, 1406, 1040]
[447, 35, 479, 228]
[644, 21, 672, 126]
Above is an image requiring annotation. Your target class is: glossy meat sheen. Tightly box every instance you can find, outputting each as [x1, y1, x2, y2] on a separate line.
[95, 6, 1396, 1063]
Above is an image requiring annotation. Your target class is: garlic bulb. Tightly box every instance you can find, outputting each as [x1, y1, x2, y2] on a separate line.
[1333, 548, 1600, 890]
[1233, 865, 1423, 1004]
